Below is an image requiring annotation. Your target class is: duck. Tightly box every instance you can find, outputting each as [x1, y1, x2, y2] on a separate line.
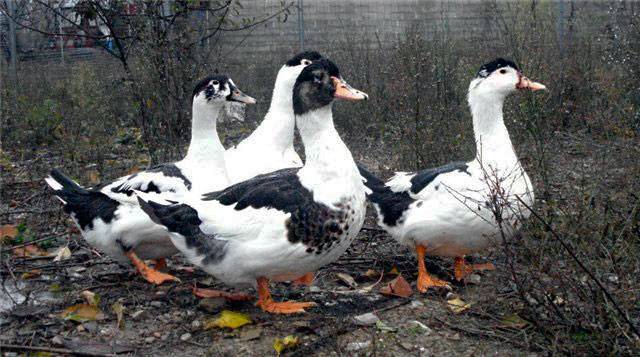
[137, 58, 369, 313]
[45, 75, 255, 285]
[358, 58, 545, 292]
[224, 51, 324, 183]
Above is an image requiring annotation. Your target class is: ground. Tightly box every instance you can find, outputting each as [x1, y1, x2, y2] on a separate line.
[2, 130, 636, 355]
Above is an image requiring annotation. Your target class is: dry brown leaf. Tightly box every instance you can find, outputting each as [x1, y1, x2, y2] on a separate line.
[500, 313, 528, 329]
[447, 297, 471, 314]
[61, 304, 105, 322]
[13, 244, 46, 257]
[364, 269, 380, 279]
[380, 275, 413, 298]
[0, 224, 18, 244]
[389, 266, 400, 275]
[21, 269, 42, 279]
[80, 290, 100, 306]
[336, 272, 357, 288]
[52, 246, 72, 261]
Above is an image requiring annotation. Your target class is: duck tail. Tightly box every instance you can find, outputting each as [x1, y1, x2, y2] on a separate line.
[357, 164, 393, 203]
[45, 169, 118, 230]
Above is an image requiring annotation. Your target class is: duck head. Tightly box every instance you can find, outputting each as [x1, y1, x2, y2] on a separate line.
[192, 74, 256, 118]
[293, 58, 368, 115]
[469, 58, 546, 99]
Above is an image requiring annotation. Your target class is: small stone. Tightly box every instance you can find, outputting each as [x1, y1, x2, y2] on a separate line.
[445, 292, 459, 300]
[150, 301, 163, 308]
[76, 324, 85, 332]
[190, 320, 202, 331]
[409, 300, 424, 308]
[82, 321, 98, 333]
[345, 341, 371, 351]
[400, 342, 413, 351]
[51, 336, 64, 346]
[153, 331, 162, 338]
[198, 297, 226, 313]
[354, 312, 380, 326]
[466, 274, 481, 285]
[309, 286, 321, 293]
[160, 333, 169, 341]
[144, 337, 155, 344]
[180, 333, 191, 341]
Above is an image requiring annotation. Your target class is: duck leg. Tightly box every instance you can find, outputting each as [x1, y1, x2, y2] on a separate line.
[125, 251, 180, 285]
[415, 245, 450, 292]
[151, 258, 167, 271]
[454, 257, 495, 281]
[292, 272, 315, 286]
[192, 286, 253, 301]
[255, 277, 316, 314]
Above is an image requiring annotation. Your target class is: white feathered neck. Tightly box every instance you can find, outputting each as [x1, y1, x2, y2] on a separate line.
[467, 86, 518, 167]
[234, 66, 297, 155]
[183, 100, 227, 174]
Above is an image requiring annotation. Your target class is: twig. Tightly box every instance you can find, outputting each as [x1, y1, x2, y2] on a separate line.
[1, 231, 70, 253]
[0, 344, 114, 357]
[515, 195, 640, 338]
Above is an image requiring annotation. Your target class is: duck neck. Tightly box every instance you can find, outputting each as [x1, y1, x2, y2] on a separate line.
[184, 101, 226, 169]
[297, 106, 357, 180]
[468, 91, 518, 167]
[242, 67, 296, 152]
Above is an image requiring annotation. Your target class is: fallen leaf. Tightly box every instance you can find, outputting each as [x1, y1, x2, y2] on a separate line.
[364, 269, 380, 279]
[80, 290, 100, 306]
[13, 244, 46, 257]
[52, 246, 72, 261]
[380, 275, 413, 298]
[21, 269, 42, 279]
[204, 310, 252, 330]
[0, 224, 18, 244]
[500, 313, 528, 329]
[61, 304, 105, 322]
[87, 170, 100, 186]
[273, 335, 299, 355]
[376, 320, 398, 332]
[112, 302, 125, 330]
[336, 272, 357, 288]
[446, 297, 471, 314]
[389, 266, 400, 275]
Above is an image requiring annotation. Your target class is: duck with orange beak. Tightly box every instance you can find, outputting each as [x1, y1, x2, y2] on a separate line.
[138, 59, 370, 313]
[359, 58, 546, 291]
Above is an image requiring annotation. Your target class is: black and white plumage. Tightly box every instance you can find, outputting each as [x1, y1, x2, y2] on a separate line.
[45, 75, 255, 272]
[360, 58, 545, 286]
[224, 51, 324, 183]
[139, 59, 369, 309]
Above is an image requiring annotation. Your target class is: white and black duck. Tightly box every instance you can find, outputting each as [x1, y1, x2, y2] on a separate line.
[45, 75, 255, 285]
[359, 58, 546, 291]
[138, 59, 369, 313]
[224, 51, 324, 183]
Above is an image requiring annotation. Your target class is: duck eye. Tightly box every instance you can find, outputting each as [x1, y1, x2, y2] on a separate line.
[301, 59, 312, 66]
[499, 69, 507, 74]
[211, 80, 219, 85]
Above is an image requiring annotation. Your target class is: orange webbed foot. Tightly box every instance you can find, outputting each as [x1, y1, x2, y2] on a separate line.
[193, 287, 253, 301]
[292, 272, 315, 286]
[415, 244, 451, 293]
[126, 251, 180, 285]
[454, 257, 495, 281]
[256, 277, 316, 314]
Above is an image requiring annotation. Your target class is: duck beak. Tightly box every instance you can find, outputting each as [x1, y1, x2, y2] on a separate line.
[516, 74, 546, 91]
[229, 88, 257, 104]
[331, 76, 368, 101]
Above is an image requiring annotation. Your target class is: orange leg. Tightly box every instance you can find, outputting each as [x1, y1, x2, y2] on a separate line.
[454, 257, 495, 281]
[125, 251, 180, 285]
[292, 272, 315, 286]
[255, 277, 316, 314]
[192, 286, 253, 301]
[152, 258, 167, 271]
[415, 245, 450, 292]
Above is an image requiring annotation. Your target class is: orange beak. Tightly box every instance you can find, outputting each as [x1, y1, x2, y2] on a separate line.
[516, 74, 546, 91]
[331, 77, 368, 101]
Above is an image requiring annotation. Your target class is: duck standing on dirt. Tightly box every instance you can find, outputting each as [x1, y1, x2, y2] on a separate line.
[359, 58, 545, 291]
[138, 59, 369, 313]
[45, 75, 255, 285]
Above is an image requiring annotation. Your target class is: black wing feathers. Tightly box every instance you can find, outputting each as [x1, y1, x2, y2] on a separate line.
[409, 161, 469, 194]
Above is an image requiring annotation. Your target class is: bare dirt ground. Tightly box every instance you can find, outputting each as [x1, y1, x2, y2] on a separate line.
[3, 131, 635, 356]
